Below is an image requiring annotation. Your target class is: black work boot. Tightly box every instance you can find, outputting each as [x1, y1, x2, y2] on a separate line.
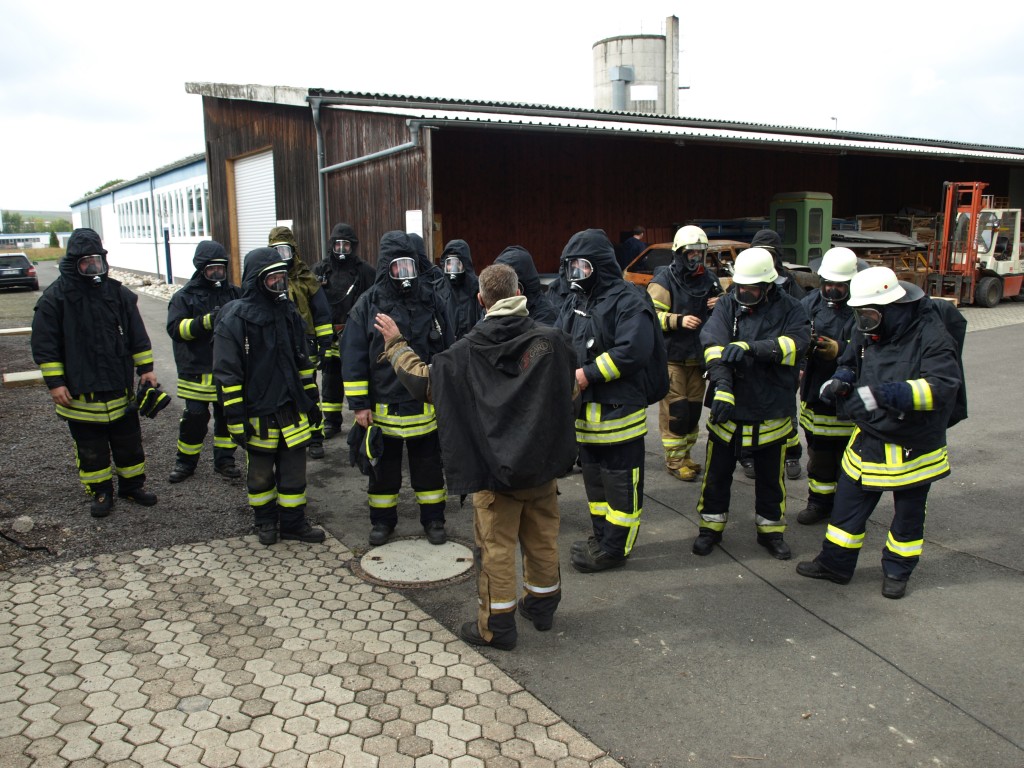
[424, 520, 447, 545]
[323, 421, 341, 440]
[570, 546, 627, 573]
[255, 522, 278, 546]
[369, 524, 394, 546]
[692, 529, 722, 556]
[280, 519, 326, 544]
[570, 537, 601, 557]
[882, 575, 909, 599]
[90, 490, 113, 518]
[308, 440, 325, 460]
[119, 487, 157, 506]
[797, 502, 831, 525]
[460, 612, 517, 651]
[519, 595, 560, 632]
[757, 534, 792, 560]
[214, 463, 241, 479]
[796, 559, 851, 585]
[168, 461, 195, 484]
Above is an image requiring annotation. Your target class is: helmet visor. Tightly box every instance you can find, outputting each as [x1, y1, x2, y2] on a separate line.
[854, 306, 883, 332]
[821, 281, 850, 303]
[443, 256, 464, 276]
[735, 283, 766, 307]
[262, 269, 288, 295]
[77, 254, 106, 277]
[567, 258, 594, 282]
[273, 244, 295, 263]
[203, 262, 228, 283]
[389, 257, 418, 281]
[332, 239, 352, 256]
[677, 242, 709, 255]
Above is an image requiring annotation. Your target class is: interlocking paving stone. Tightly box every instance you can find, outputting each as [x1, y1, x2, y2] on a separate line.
[0, 536, 621, 767]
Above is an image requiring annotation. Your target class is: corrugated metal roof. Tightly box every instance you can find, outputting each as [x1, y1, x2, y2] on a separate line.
[321, 101, 1024, 162]
[70, 152, 207, 206]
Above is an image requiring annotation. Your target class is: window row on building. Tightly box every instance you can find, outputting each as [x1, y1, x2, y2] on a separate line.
[116, 183, 210, 241]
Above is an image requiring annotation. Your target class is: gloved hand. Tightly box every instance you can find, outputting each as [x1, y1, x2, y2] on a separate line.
[308, 404, 323, 428]
[818, 378, 852, 406]
[813, 335, 839, 360]
[202, 308, 220, 331]
[228, 421, 255, 448]
[709, 388, 735, 424]
[874, 381, 914, 413]
[720, 342, 750, 365]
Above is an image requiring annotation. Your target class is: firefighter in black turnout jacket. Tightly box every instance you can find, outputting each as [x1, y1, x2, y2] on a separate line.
[648, 225, 722, 482]
[797, 266, 962, 599]
[268, 226, 333, 459]
[341, 231, 455, 547]
[440, 239, 484, 340]
[557, 228, 658, 572]
[31, 228, 159, 517]
[695, 247, 811, 560]
[166, 241, 243, 483]
[213, 248, 326, 547]
[795, 247, 859, 524]
[494, 246, 560, 326]
[313, 223, 375, 439]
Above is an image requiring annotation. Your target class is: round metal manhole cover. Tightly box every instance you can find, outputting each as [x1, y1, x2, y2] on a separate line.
[353, 536, 475, 588]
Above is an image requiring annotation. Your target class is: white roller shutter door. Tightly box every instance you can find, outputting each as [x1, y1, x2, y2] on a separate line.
[234, 151, 276, 256]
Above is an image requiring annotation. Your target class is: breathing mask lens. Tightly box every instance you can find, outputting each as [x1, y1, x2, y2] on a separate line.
[735, 283, 765, 307]
[567, 258, 594, 282]
[262, 269, 288, 296]
[203, 262, 228, 283]
[332, 239, 352, 257]
[821, 281, 850, 303]
[77, 254, 106, 277]
[854, 306, 883, 332]
[390, 257, 418, 281]
[273, 244, 295, 263]
[443, 256, 464, 278]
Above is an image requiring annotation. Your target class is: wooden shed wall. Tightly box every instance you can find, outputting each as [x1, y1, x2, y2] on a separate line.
[202, 97, 320, 267]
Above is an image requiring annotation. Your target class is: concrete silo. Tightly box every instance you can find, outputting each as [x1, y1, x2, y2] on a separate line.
[593, 16, 679, 115]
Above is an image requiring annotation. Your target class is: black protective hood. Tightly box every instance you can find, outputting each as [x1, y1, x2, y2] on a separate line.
[442, 239, 476, 276]
[374, 231, 419, 289]
[241, 247, 287, 299]
[329, 222, 359, 254]
[495, 246, 542, 296]
[560, 229, 620, 290]
[192, 240, 229, 273]
[60, 228, 108, 280]
[407, 232, 433, 275]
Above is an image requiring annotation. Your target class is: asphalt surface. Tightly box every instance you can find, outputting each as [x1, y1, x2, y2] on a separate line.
[21, 261, 1024, 767]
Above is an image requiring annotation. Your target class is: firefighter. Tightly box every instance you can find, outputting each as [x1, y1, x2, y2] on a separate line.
[648, 225, 722, 482]
[313, 223, 376, 439]
[341, 231, 455, 547]
[694, 247, 811, 560]
[212, 247, 326, 547]
[166, 241, 243, 483]
[374, 263, 578, 650]
[31, 228, 159, 517]
[796, 267, 961, 598]
[440, 239, 484, 340]
[796, 247, 859, 524]
[494, 246, 560, 326]
[742, 228, 807, 480]
[557, 228, 657, 572]
[267, 226, 333, 459]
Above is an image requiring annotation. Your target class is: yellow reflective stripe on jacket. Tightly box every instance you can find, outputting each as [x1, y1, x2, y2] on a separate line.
[314, 323, 333, 339]
[777, 336, 798, 366]
[885, 532, 924, 558]
[704, 345, 724, 365]
[594, 352, 621, 382]
[345, 380, 369, 397]
[798, 402, 855, 438]
[40, 361, 64, 376]
[221, 383, 243, 408]
[707, 416, 791, 448]
[713, 389, 735, 405]
[372, 403, 437, 438]
[575, 405, 647, 444]
[841, 431, 950, 489]
[179, 318, 197, 341]
[178, 374, 217, 402]
[825, 524, 865, 549]
[133, 350, 154, 367]
[56, 395, 130, 423]
[909, 378, 934, 411]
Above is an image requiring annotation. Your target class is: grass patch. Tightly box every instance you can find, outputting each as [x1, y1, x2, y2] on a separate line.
[0, 247, 63, 261]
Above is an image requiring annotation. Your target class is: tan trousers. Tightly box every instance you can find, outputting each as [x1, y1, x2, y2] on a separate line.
[473, 480, 561, 640]
[658, 361, 706, 468]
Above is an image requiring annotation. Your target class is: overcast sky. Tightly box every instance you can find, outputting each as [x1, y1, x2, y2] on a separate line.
[4, 0, 1023, 212]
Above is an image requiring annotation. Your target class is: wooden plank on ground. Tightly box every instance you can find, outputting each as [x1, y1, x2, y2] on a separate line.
[2, 370, 44, 388]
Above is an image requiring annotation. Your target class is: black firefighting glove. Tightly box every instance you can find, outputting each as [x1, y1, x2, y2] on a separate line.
[708, 387, 735, 424]
[227, 420, 256, 448]
[720, 341, 749, 364]
[135, 382, 171, 418]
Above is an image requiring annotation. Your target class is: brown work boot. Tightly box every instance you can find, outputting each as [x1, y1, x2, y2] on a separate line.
[667, 464, 697, 482]
[680, 455, 701, 473]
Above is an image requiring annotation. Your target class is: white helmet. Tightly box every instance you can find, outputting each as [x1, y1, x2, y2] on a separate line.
[732, 248, 779, 285]
[818, 247, 859, 282]
[673, 225, 709, 253]
[848, 266, 906, 307]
